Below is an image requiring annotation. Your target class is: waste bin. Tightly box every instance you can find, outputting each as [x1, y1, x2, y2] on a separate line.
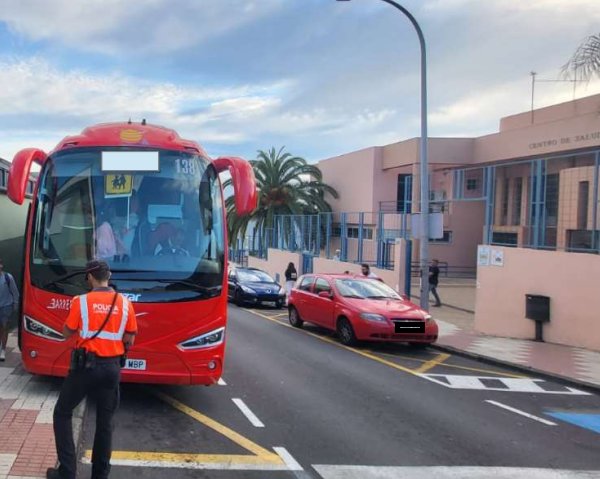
[525, 294, 550, 341]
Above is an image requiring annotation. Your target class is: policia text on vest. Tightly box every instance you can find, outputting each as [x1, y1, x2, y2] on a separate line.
[47, 260, 137, 479]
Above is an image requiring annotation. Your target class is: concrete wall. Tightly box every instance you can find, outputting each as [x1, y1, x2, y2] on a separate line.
[318, 147, 378, 212]
[249, 240, 408, 294]
[475, 246, 600, 351]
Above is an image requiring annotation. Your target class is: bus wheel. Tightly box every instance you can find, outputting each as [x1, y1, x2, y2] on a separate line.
[288, 307, 303, 328]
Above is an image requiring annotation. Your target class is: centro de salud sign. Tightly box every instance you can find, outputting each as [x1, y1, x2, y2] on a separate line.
[529, 131, 600, 150]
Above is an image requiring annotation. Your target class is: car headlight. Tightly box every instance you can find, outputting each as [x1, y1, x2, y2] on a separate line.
[24, 316, 65, 341]
[424, 314, 433, 323]
[240, 285, 256, 294]
[179, 327, 225, 350]
[360, 313, 387, 322]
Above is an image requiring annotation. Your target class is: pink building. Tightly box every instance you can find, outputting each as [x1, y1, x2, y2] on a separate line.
[317, 93, 600, 272]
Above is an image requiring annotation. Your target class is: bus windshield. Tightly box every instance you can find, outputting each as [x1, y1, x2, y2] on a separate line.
[30, 147, 225, 299]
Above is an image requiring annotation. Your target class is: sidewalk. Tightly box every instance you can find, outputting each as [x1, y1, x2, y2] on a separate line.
[418, 280, 600, 392]
[0, 333, 62, 479]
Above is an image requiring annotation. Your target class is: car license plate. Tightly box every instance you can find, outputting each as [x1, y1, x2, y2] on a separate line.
[123, 359, 147, 370]
[394, 321, 425, 333]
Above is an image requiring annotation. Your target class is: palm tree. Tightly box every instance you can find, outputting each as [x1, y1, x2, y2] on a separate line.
[223, 147, 338, 250]
[562, 34, 600, 81]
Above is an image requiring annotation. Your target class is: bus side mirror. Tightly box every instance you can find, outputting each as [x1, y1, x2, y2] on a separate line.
[8, 148, 47, 205]
[212, 156, 257, 216]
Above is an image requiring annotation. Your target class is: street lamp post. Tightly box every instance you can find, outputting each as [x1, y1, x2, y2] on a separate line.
[336, 0, 430, 309]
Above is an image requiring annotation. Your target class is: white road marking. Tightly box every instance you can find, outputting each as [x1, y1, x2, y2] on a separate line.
[274, 447, 304, 471]
[313, 465, 600, 478]
[232, 398, 265, 428]
[420, 374, 590, 395]
[485, 400, 557, 426]
[0, 453, 17, 477]
[217, 378, 227, 386]
[84, 458, 293, 471]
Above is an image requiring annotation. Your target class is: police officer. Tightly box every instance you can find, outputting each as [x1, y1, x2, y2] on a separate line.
[48, 260, 137, 479]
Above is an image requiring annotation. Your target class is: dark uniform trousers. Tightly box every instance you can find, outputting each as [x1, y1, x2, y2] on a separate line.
[53, 356, 121, 479]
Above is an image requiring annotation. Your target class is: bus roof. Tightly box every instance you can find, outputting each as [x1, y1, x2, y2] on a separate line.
[50, 122, 208, 157]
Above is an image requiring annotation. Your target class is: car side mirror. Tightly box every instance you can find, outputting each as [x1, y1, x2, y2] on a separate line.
[318, 291, 333, 299]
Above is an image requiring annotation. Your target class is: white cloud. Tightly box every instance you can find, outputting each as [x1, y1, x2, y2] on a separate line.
[0, 0, 284, 54]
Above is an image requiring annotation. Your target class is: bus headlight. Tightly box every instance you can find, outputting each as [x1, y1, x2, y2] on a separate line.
[24, 316, 65, 341]
[179, 327, 225, 350]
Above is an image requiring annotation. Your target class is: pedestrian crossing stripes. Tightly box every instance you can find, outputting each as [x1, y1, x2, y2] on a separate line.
[419, 374, 591, 395]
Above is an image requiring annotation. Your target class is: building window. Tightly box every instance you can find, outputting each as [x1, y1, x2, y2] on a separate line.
[430, 231, 452, 243]
[577, 181, 589, 230]
[466, 178, 478, 191]
[512, 178, 522, 226]
[545, 173, 559, 227]
[501, 178, 509, 225]
[396, 174, 412, 213]
[331, 225, 373, 240]
[491, 232, 518, 246]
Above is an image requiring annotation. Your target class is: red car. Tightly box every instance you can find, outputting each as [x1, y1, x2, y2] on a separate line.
[287, 274, 438, 346]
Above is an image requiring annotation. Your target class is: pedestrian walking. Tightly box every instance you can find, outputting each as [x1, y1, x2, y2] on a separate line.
[429, 259, 442, 307]
[48, 260, 137, 479]
[0, 259, 19, 361]
[284, 262, 298, 305]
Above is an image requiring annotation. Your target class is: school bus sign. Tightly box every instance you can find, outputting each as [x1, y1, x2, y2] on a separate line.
[105, 174, 133, 196]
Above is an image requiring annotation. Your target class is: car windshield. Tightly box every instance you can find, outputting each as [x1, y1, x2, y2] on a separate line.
[335, 278, 401, 300]
[237, 270, 274, 283]
[30, 147, 225, 300]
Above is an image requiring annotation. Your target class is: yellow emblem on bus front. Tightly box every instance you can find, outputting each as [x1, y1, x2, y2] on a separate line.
[120, 129, 144, 143]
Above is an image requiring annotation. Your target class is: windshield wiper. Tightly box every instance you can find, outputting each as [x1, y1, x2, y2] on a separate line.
[43, 270, 86, 290]
[343, 294, 365, 299]
[367, 295, 393, 300]
[115, 277, 222, 297]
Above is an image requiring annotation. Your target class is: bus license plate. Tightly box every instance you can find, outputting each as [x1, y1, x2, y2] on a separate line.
[124, 359, 147, 370]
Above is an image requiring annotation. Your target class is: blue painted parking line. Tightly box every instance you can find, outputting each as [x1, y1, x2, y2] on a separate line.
[546, 412, 600, 434]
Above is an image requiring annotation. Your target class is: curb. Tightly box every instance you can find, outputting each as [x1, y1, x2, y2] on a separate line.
[431, 342, 600, 396]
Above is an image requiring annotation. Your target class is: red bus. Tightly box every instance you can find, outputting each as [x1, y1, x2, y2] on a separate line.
[7, 122, 256, 385]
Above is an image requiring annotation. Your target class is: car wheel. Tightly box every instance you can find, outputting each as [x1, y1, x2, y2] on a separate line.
[337, 317, 357, 346]
[288, 306, 304, 328]
[235, 289, 245, 307]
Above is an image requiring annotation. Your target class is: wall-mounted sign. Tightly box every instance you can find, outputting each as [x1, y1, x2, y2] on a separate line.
[529, 131, 600, 150]
[491, 249, 504, 267]
[477, 245, 490, 266]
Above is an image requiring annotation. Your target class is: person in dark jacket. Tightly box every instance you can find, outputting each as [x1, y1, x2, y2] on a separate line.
[284, 263, 298, 305]
[429, 259, 442, 307]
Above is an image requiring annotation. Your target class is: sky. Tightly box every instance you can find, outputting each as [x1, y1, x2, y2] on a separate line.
[1, 0, 600, 163]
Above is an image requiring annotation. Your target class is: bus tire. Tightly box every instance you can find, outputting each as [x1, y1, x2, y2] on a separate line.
[288, 307, 303, 328]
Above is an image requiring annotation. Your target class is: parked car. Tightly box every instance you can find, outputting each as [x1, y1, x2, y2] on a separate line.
[228, 267, 286, 308]
[287, 274, 438, 346]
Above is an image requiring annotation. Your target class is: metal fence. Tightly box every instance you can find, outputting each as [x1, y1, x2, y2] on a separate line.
[451, 150, 600, 254]
[233, 211, 410, 270]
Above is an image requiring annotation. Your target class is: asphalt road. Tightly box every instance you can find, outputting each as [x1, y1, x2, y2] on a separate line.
[78, 305, 600, 478]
